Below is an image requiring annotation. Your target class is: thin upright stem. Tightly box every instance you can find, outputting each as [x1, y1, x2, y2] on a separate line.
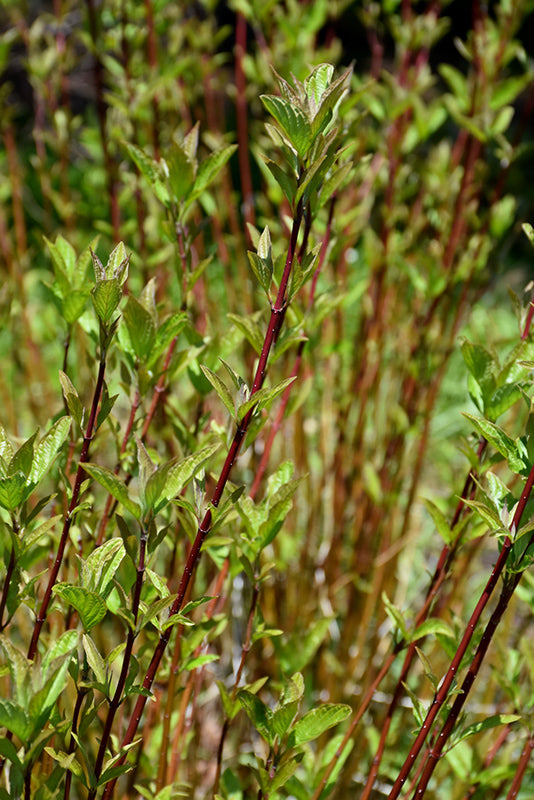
[64, 671, 89, 800]
[96, 387, 140, 546]
[386, 460, 534, 800]
[250, 196, 335, 497]
[88, 525, 148, 797]
[28, 355, 108, 660]
[0, 540, 16, 632]
[212, 581, 260, 795]
[100, 203, 304, 800]
[505, 732, 534, 800]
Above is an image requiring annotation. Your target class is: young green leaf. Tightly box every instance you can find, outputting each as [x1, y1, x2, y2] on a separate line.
[59, 370, 85, 429]
[82, 463, 141, 518]
[463, 413, 528, 473]
[309, 66, 352, 136]
[62, 287, 91, 324]
[227, 313, 264, 356]
[523, 222, 534, 246]
[41, 630, 78, 678]
[200, 365, 236, 419]
[91, 279, 122, 325]
[259, 477, 301, 548]
[382, 592, 409, 641]
[53, 584, 107, 631]
[187, 145, 237, 204]
[147, 442, 220, 513]
[269, 752, 304, 792]
[287, 704, 351, 747]
[0, 700, 32, 741]
[31, 651, 75, 730]
[453, 714, 520, 746]
[271, 701, 300, 740]
[123, 296, 156, 361]
[305, 63, 335, 112]
[28, 417, 70, 488]
[0, 473, 27, 511]
[106, 242, 129, 283]
[423, 498, 455, 545]
[260, 95, 312, 158]
[262, 156, 298, 207]
[124, 141, 170, 206]
[84, 538, 126, 597]
[237, 376, 297, 422]
[0, 425, 14, 465]
[237, 689, 274, 746]
[10, 432, 37, 478]
[247, 251, 273, 295]
[167, 143, 196, 203]
[216, 681, 241, 721]
[82, 634, 107, 686]
[410, 618, 454, 643]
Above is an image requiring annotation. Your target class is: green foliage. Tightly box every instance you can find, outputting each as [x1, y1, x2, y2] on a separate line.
[238, 672, 350, 795]
[1, 2, 534, 799]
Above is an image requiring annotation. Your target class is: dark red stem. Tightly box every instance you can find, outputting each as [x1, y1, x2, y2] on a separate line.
[0, 544, 16, 631]
[505, 732, 534, 800]
[28, 357, 107, 660]
[89, 527, 147, 797]
[100, 203, 304, 799]
[387, 459, 534, 799]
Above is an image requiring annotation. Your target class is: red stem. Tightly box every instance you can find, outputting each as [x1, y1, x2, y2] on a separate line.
[100, 202, 304, 799]
[386, 459, 534, 800]
[249, 196, 335, 497]
[88, 527, 147, 796]
[0, 545, 16, 631]
[28, 356, 107, 660]
[505, 732, 534, 800]
[96, 388, 140, 546]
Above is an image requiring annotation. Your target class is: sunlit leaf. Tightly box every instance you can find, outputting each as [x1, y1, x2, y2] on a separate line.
[260, 95, 312, 158]
[0, 473, 26, 510]
[85, 538, 126, 597]
[91, 279, 122, 324]
[0, 700, 32, 741]
[200, 365, 236, 419]
[227, 313, 264, 356]
[238, 690, 274, 746]
[124, 142, 170, 206]
[147, 442, 220, 513]
[58, 370, 85, 428]
[188, 145, 237, 203]
[463, 413, 528, 473]
[82, 463, 141, 518]
[106, 242, 129, 283]
[123, 296, 156, 361]
[53, 584, 107, 631]
[269, 752, 303, 792]
[287, 704, 351, 747]
[29, 417, 70, 487]
[83, 634, 107, 686]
